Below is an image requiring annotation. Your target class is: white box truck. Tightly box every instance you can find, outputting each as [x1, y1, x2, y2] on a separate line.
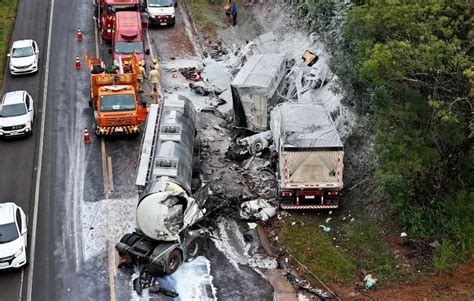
[270, 99, 344, 209]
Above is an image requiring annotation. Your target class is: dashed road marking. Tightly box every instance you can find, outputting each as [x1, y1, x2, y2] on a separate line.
[107, 241, 117, 301]
[107, 156, 114, 192]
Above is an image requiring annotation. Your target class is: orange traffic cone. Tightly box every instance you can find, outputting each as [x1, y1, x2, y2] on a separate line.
[83, 128, 91, 144]
[75, 56, 81, 69]
[76, 28, 83, 41]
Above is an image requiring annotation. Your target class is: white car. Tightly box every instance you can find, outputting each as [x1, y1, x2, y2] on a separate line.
[0, 202, 28, 269]
[7, 39, 39, 75]
[0, 91, 34, 137]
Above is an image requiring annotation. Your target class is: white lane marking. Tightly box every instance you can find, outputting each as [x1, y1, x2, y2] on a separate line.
[107, 240, 117, 301]
[94, 17, 100, 57]
[26, 0, 55, 298]
[18, 269, 24, 300]
[146, 31, 155, 59]
[107, 156, 114, 192]
[101, 138, 109, 199]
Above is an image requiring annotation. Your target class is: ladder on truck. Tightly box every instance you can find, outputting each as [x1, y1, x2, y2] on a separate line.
[136, 102, 163, 188]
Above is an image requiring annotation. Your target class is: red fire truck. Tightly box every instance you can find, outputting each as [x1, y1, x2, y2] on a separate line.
[93, 0, 141, 41]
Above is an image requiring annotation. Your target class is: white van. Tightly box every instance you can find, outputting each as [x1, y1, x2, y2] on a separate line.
[146, 0, 177, 26]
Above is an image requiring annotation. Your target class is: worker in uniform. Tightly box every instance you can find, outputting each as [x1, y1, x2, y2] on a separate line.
[148, 65, 160, 93]
[151, 58, 160, 72]
[137, 60, 147, 92]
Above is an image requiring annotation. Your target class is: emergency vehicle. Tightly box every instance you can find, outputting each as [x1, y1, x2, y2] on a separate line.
[93, 0, 141, 41]
[112, 11, 147, 62]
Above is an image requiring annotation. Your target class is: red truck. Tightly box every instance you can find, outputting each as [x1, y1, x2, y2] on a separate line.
[93, 0, 141, 41]
[112, 11, 148, 62]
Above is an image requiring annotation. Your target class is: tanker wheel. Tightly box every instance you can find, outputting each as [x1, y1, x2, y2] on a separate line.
[186, 238, 203, 261]
[120, 233, 141, 247]
[165, 249, 182, 275]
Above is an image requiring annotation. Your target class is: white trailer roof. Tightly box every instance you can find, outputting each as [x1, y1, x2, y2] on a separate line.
[232, 54, 286, 90]
[271, 100, 343, 149]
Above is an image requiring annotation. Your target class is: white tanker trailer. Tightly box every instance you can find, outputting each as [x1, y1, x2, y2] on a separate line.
[116, 95, 209, 278]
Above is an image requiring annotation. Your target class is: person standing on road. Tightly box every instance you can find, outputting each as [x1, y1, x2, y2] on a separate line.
[137, 61, 147, 92]
[151, 58, 160, 73]
[224, 0, 231, 25]
[149, 65, 160, 93]
[141, 11, 150, 33]
[230, 2, 238, 26]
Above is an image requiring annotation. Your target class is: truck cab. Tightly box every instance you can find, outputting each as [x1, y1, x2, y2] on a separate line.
[112, 11, 146, 62]
[86, 52, 155, 135]
[146, 0, 176, 26]
[94, 0, 141, 41]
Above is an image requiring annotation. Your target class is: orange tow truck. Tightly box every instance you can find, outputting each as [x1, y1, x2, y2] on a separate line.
[85, 51, 157, 135]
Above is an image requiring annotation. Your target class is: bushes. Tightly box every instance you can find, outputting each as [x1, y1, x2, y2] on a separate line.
[339, 1, 473, 267]
[290, 0, 473, 267]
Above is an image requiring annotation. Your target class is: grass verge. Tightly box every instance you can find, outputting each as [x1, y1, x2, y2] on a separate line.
[340, 217, 397, 283]
[185, 0, 251, 39]
[280, 212, 397, 286]
[281, 214, 356, 284]
[0, 0, 18, 88]
[185, 0, 226, 37]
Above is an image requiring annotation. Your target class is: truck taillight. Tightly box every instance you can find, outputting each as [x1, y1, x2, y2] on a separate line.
[282, 191, 292, 197]
[327, 191, 338, 196]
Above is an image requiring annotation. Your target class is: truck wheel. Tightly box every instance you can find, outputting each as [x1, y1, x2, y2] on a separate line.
[165, 249, 182, 275]
[120, 233, 141, 246]
[186, 238, 203, 261]
[120, 234, 133, 244]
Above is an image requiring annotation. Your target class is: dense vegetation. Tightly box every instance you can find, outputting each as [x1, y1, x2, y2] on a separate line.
[293, 0, 473, 267]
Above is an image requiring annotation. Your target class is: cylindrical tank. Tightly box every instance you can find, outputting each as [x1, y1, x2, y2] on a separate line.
[137, 95, 198, 241]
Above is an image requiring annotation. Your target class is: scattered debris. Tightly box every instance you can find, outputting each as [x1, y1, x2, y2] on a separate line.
[179, 67, 202, 81]
[247, 222, 258, 229]
[238, 131, 272, 155]
[319, 225, 332, 233]
[429, 240, 441, 249]
[240, 199, 277, 221]
[364, 274, 378, 289]
[325, 217, 332, 223]
[400, 232, 407, 238]
[302, 50, 319, 66]
[189, 82, 223, 96]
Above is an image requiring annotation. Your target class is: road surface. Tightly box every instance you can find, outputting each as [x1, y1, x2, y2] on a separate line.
[0, 0, 274, 299]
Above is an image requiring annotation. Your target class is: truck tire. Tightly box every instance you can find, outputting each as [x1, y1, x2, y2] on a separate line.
[120, 233, 141, 246]
[165, 248, 182, 275]
[186, 238, 203, 261]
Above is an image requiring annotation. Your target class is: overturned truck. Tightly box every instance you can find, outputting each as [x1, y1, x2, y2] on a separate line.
[231, 54, 286, 132]
[116, 95, 208, 277]
[271, 99, 344, 209]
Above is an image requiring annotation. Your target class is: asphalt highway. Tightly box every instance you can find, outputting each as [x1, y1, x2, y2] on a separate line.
[0, 0, 52, 299]
[1, 0, 274, 299]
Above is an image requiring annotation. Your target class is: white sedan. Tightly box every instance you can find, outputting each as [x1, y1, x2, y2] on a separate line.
[0, 90, 35, 137]
[7, 39, 39, 75]
[0, 202, 28, 269]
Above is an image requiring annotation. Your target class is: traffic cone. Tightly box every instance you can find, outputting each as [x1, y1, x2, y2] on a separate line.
[76, 28, 83, 41]
[83, 128, 91, 144]
[75, 56, 81, 69]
